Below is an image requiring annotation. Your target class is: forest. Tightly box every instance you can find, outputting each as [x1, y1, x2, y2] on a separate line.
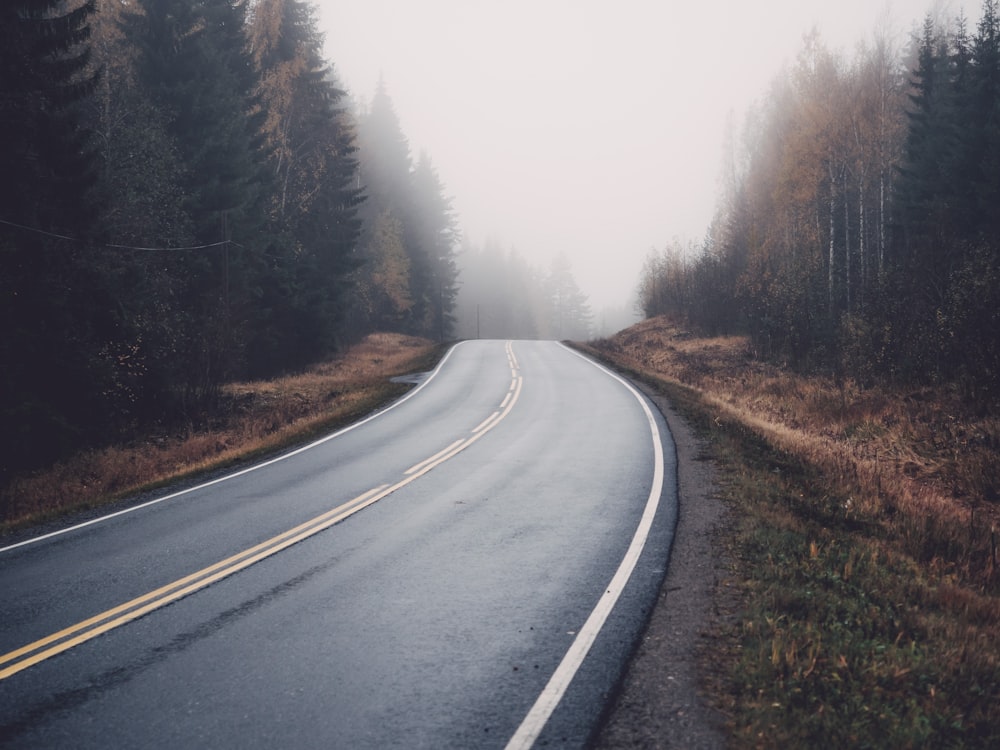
[1, 0, 598, 485]
[453, 243, 595, 341]
[639, 1, 1000, 402]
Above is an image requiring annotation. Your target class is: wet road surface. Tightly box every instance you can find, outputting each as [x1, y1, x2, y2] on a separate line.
[0, 340, 677, 748]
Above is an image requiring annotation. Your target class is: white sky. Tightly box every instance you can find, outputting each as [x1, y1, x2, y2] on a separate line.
[316, 0, 981, 310]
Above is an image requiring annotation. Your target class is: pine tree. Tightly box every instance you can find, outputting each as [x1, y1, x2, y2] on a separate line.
[0, 0, 102, 480]
[546, 254, 593, 341]
[409, 154, 459, 340]
[971, 0, 1000, 237]
[125, 0, 266, 247]
[246, 0, 363, 372]
[895, 16, 959, 271]
[126, 0, 267, 392]
[76, 1, 200, 423]
[352, 79, 417, 335]
[889, 7, 1000, 384]
[944, 12, 979, 236]
[358, 78, 414, 213]
[938, 0, 1000, 393]
[362, 209, 413, 326]
[0, 0, 99, 232]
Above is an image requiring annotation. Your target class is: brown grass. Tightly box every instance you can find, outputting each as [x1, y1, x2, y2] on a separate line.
[1, 333, 440, 530]
[584, 316, 1000, 745]
[589, 316, 1000, 589]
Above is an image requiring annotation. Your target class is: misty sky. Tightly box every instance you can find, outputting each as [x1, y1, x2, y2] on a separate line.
[317, 0, 982, 311]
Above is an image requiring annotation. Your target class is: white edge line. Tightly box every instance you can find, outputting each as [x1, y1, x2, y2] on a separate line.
[504, 343, 666, 750]
[0, 342, 469, 555]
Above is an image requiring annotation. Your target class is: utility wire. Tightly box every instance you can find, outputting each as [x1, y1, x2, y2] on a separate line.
[0, 217, 241, 252]
[105, 239, 236, 251]
[0, 218, 77, 243]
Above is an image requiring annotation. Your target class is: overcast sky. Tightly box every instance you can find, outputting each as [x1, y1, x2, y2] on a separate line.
[316, 0, 981, 311]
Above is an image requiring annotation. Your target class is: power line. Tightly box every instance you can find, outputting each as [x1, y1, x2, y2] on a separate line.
[105, 239, 236, 252]
[0, 218, 77, 243]
[0, 217, 240, 252]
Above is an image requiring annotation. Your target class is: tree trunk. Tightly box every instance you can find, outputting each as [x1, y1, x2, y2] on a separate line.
[844, 167, 851, 313]
[828, 159, 836, 317]
[859, 167, 866, 310]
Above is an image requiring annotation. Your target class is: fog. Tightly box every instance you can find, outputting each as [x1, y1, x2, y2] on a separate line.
[317, 0, 980, 314]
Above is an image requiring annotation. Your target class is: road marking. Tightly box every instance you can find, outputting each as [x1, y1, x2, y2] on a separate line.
[0, 341, 525, 681]
[0, 341, 470, 555]
[0, 484, 391, 680]
[472, 411, 502, 434]
[404, 439, 466, 475]
[505, 344, 667, 750]
[506, 340, 520, 371]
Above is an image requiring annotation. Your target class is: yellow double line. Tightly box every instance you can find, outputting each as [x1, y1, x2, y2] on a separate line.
[405, 358, 522, 475]
[0, 485, 391, 680]
[0, 344, 524, 681]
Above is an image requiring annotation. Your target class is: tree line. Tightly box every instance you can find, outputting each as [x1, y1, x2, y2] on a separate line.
[454, 241, 595, 342]
[639, 1, 1000, 399]
[0, 0, 459, 481]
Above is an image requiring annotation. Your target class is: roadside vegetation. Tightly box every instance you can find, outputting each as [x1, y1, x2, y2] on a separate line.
[0, 333, 440, 533]
[621, 6, 1000, 743]
[585, 316, 1000, 748]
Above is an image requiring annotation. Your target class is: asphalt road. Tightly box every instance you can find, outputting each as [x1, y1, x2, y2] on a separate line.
[0, 340, 677, 749]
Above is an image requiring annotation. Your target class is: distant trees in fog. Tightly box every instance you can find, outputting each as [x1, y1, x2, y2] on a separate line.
[640, 1, 1000, 397]
[454, 242, 594, 341]
[350, 79, 460, 342]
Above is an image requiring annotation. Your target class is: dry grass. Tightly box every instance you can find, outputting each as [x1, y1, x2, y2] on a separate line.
[1, 333, 440, 530]
[585, 316, 1000, 746]
[591, 316, 1000, 589]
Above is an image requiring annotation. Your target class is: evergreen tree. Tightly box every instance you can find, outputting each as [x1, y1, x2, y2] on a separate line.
[0, 0, 102, 479]
[971, 0, 1000, 236]
[546, 254, 593, 341]
[353, 81, 463, 340]
[409, 154, 459, 340]
[351, 79, 416, 336]
[134, 0, 263, 244]
[78, 1, 196, 423]
[896, 17, 958, 254]
[939, 0, 1000, 393]
[247, 0, 363, 373]
[356, 209, 412, 327]
[125, 0, 267, 394]
[358, 78, 413, 213]
[89, 0, 192, 249]
[0, 0, 99, 232]
[945, 12, 979, 236]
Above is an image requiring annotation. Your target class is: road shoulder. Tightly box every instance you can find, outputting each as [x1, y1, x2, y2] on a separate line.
[595, 383, 731, 749]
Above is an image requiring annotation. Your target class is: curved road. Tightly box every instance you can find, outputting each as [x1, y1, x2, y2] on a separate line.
[0, 340, 677, 748]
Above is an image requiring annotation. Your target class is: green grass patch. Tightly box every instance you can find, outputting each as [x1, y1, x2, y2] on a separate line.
[675, 384, 1000, 748]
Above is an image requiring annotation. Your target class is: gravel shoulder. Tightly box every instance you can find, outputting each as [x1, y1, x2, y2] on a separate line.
[594, 383, 732, 749]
